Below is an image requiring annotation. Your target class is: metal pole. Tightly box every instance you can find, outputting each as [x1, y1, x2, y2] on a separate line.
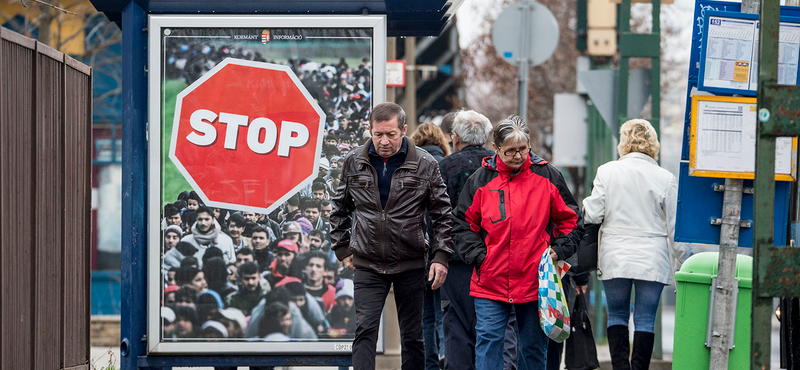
[708, 1, 758, 369]
[517, 1, 531, 120]
[404, 37, 417, 132]
[708, 177, 743, 369]
[387, 37, 396, 103]
[753, 0, 776, 367]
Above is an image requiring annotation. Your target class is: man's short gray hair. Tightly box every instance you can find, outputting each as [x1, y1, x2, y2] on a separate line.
[452, 110, 492, 145]
[492, 115, 530, 148]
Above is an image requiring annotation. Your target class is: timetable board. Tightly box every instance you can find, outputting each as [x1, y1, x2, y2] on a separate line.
[698, 11, 800, 96]
[689, 95, 797, 181]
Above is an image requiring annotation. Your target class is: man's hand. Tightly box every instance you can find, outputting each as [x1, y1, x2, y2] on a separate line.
[549, 249, 559, 261]
[343, 255, 355, 271]
[428, 262, 448, 290]
[576, 284, 588, 295]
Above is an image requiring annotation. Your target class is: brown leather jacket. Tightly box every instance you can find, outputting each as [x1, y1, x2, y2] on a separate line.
[330, 138, 455, 274]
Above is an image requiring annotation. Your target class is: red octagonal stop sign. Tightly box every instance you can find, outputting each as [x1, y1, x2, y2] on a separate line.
[169, 58, 324, 214]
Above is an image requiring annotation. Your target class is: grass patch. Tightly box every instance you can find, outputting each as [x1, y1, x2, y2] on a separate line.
[160, 79, 192, 206]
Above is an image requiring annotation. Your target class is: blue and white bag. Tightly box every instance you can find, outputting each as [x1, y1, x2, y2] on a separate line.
[538, 248, 571, 342]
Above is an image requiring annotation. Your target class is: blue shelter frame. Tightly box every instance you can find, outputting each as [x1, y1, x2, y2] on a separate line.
[92, 0, 462, 368]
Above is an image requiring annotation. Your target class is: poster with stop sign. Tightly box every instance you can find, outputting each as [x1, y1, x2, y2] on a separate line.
[147, 15, 386, 354]
[170, 58, 325, 214]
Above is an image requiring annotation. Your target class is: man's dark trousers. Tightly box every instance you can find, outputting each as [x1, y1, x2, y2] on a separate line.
[440, 260, 476, 370]
[353, 267, 426, 370]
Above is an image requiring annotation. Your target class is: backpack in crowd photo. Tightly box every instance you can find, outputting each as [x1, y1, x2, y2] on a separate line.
[538, 248, 571, 342]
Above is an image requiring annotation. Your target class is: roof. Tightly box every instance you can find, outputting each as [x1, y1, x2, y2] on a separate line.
[89, 0, 464, 36]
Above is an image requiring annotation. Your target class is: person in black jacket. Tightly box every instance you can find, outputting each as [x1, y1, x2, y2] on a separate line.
[411, 122, 452, 370]
[438, 109, 493, 370]
[330, 102, 455, 370]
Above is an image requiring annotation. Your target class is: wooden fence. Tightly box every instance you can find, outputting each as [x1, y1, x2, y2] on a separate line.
[0, 27, 92, 370]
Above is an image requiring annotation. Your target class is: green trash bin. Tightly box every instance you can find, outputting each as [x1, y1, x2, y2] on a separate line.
[673, 252, 752, 370]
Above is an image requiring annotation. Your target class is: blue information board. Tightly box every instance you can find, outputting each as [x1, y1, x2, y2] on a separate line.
[675, 162, 791, 247]
[697, 11, 800, 96]
[676, 0, 800, 246]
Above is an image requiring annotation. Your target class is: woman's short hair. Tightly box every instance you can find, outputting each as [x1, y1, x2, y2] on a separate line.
[452, 110, 492, 146]
[617, 119, 660, 160]
[411, 122, 451, 157]
[492, 115, 530, 148]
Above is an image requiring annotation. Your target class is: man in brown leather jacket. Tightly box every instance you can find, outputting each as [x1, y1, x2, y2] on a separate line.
[330, 102, 455, 370]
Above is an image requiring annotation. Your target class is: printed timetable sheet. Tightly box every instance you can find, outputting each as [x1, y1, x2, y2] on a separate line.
[703, 15, 800, 92]
[704, 17, 757, 91]
[692, 97, 794, 177]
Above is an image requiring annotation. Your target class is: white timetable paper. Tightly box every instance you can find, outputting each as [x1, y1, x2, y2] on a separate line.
[694, 99, 793, 175]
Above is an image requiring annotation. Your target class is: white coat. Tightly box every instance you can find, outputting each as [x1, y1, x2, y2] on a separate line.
[582, 152, 691, 284]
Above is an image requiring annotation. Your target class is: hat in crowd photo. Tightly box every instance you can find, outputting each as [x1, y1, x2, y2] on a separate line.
[275, 276, 302, 287]
[276, 239, 299, 255]
[201, 320, 229, 338]
[296, 217, 313, 235]
[335, 279, 354, 300]
[164, 225, 183, 238]
[319, 157, 330, 171]
[218, 308, 247, 331]
[161, 306, 176, 323]
[282, 221, 302, 235]
[164, 285, 180, 294]
[283, 281, 306, 297]
[197, 290, 224, 310]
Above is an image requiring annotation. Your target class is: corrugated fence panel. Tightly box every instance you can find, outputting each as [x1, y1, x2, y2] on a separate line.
[0, 27, 91, 370]
[34, 44, 65, 370]
[0, 32, 36, 370]
[62, 56, 92, 368]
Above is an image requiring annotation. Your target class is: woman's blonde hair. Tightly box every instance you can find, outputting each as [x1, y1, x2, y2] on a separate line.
[411, 122, 452, 157]
[617, 119, 659, 160]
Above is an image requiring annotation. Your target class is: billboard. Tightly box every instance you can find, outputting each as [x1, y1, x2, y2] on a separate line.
[147, 15, 386, 354]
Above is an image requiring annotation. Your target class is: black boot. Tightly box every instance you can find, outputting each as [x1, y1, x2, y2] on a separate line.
[607, 325, 631, 370]
[631, 331, 655, 370]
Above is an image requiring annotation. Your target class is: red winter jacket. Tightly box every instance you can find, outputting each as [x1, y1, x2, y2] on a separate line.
[452, 153, 583, 304]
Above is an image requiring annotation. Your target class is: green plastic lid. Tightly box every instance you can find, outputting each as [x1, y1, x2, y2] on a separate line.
[674, 252, 752, 288]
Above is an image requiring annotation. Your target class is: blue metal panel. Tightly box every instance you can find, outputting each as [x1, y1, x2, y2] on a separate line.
[91, 271, 122, 315]
[120, 1, 148, 369]
[675, 162, 791, 248]
[89, 0, 456, 36]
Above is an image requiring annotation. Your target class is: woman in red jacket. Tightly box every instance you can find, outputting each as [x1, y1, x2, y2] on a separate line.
[453, 116, 582, 370]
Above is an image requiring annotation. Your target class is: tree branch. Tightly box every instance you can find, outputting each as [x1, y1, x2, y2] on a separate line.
[30, 0, 77, 15]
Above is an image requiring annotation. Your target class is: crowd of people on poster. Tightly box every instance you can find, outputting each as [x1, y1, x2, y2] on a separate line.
[159, 27, 375, 341]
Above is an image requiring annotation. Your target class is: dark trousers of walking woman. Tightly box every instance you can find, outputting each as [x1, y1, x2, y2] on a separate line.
[353, 267, 426, 370]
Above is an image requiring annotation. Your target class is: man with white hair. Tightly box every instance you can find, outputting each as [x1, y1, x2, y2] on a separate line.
[438, 109, 493, 370]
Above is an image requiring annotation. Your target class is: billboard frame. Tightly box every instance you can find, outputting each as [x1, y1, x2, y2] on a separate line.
[146, 14, 386, 355]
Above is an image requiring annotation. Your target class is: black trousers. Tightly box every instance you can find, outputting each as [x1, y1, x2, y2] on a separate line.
[353, 267, 426, 370]
[440, 261, 476, 370]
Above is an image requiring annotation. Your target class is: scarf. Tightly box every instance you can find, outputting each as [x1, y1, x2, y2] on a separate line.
[191, 219, 221, 247]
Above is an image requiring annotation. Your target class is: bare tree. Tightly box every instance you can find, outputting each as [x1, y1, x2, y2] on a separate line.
[461, 0, 579, 160]
[1, 0, 122, 123]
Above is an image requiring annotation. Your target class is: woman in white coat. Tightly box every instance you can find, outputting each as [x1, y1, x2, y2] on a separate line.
[582, 119, 691, 370]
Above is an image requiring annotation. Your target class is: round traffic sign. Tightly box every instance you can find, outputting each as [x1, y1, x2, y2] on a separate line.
[169, 58, 325, 214]
[492, 1, 560, 67]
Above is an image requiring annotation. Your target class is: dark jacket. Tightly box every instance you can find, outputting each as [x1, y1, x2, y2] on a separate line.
[330, 137, 455, 274]
[439, 144, 493, 261]
[453, 153, 583, 304]
[420, 144, 446, 163]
